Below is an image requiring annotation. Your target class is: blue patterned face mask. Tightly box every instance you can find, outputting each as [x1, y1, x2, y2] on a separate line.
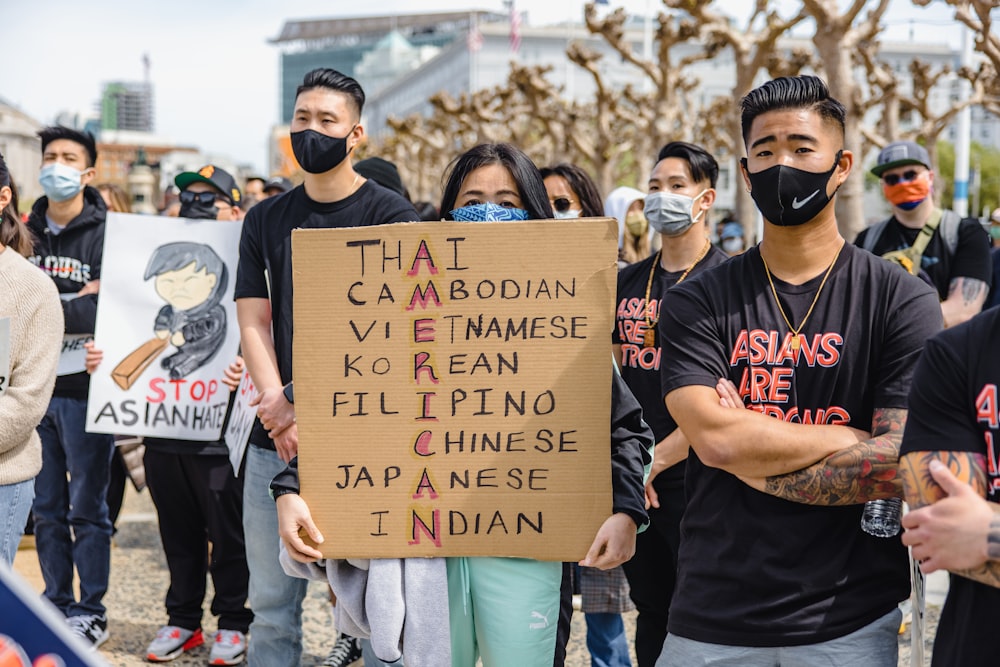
[450, 202, 529, 222]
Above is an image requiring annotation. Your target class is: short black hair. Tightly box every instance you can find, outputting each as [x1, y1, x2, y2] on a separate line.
[296, 68, 366, 118]
[539, 163, 604, 218]
[144, 242, 228, 303]
[655, 141, 719, 188]
[740, 75, 846, 146]
[38, 126, 98, 168]
[439, 143, 553, 220]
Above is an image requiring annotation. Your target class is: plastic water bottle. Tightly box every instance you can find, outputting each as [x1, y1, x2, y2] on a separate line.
[860, 498, 902, 537]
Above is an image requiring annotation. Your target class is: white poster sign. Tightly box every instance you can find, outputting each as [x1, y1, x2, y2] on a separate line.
[86, 213, 242, 441]
[0, 318, 9, 395]
[57, 333, 93, 376]
[224, 370, 258, 476]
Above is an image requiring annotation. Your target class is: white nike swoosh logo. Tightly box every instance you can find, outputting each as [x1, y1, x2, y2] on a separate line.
[791, 190, 820, 209]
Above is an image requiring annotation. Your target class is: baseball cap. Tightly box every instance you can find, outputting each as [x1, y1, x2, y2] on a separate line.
[720, 222, 743, 240]
[264, 176, 293, 194]
[355, 157, 405, 197]
[175, 164, 242, 206]
[871, 141, 931, 177]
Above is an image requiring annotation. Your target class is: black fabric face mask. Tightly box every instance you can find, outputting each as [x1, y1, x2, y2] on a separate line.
[291, 126, 356, 174]
[742, 150, 842, 227]
[179, 200, 219, 220]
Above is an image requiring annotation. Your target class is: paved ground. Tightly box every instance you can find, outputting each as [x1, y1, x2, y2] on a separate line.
[12, 485, 943, 666]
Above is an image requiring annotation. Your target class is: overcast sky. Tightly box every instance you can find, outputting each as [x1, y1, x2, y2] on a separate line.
[3, 0, 964, 175]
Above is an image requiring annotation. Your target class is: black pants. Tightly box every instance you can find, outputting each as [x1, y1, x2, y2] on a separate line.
[621, 479, 685, 667]
[145, 449, 253, 633]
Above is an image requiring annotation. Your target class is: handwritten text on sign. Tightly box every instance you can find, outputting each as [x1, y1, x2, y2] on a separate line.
[293, 220, 618, 560]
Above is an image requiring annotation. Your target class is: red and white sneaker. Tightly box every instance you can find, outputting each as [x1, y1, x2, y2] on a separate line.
[145, 626, 204, 662]
[208, 630, 247, 666]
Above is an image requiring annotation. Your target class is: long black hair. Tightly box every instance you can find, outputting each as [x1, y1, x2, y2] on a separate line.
[0, 153, 33, 257]
[539, 163, 604, 217]
[440, 143, 553, 220]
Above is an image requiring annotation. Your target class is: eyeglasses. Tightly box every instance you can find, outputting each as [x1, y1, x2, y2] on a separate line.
[550, 197, 577, 213]
[882, 170, 921, 186]
[180, 190, 229, 206]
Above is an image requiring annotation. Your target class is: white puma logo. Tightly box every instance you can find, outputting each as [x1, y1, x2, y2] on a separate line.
[528, 610, 550, 630]
[791, 190, 820, 209]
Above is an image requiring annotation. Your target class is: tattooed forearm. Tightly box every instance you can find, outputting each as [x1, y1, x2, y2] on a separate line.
[948, 277, 988, 307]
[761, 407, 906, 505]
[954, 510, 1000, 589]
[900, 450, 989, 510]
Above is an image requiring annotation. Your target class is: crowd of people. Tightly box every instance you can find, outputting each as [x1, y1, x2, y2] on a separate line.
[0, 67, 998, 667]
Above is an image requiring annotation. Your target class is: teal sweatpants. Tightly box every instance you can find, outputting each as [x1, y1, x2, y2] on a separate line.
[447, 557, 562, 667]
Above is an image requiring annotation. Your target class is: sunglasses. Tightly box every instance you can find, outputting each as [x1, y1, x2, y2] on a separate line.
[882, 170, 921, 186]
[180, 190, 229, 206]
[550, 197, 577, 213]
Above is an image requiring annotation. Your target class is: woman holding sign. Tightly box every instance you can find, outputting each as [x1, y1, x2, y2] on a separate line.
[275, 143, 651, 666]
[0, 154, 63, 564]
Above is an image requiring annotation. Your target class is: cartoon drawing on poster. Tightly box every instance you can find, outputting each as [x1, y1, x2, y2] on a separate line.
[0, 318, 9, 396]
[87, 213, 241, 441]
[112, 242, 228, 389]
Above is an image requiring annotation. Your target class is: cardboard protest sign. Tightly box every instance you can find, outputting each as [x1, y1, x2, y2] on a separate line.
[86, 213, 241, 441]
[224, 370, 258, 475]
[0, 317, 9, 395]
[293, 219, 617, 560]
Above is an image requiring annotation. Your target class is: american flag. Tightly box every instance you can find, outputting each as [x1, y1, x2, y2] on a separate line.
[509, 1, 521, 53]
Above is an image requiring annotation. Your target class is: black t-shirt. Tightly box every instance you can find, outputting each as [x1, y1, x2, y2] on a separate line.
[659, 243, 941, 646]
[612, 245, 728, 486]
[234, 181, 420, 449]
[854, 215, 992, 299]
[900, 306, 1000, 667]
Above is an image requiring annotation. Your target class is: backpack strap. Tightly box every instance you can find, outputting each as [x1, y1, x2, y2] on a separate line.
[860, 219, 890, 253]
[937, 209, 961, 256]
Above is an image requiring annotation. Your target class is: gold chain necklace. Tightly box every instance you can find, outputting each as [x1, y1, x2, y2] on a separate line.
[643, 238, 712, 347]
[760, 242, 844, 352]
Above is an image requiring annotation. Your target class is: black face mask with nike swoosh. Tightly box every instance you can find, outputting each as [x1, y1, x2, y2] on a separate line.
[741, 150, 842, 227]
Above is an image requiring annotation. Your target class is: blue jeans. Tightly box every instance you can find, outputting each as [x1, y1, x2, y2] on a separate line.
[586, 612, 633, 667]
[0, 479, 34, 565]
[243, 444, 308, 667]
[33, 396, 114, 617]
[656, 608, 901, 667]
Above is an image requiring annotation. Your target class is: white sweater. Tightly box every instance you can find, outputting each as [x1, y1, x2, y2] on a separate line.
[0, 246, 63, 485]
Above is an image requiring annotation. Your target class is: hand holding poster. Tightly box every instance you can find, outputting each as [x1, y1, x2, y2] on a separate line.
[86, 213, 242, 441]
[292, 219, 618, 560]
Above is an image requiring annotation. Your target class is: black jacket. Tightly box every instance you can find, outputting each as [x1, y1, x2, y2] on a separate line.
[27, 186, 108, 398]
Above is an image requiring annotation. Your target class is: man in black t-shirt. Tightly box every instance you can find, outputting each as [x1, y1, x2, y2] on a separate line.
[855, 141, 991, 328]
[899, 307, 1000, 667]
[611, 141, 728, 667]
[234, 68, 419, 667]
[657, 76, 941, 666]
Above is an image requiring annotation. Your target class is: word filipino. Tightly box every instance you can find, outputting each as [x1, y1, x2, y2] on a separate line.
[729, 329, 850, 424]
[335, 235, 587, 548]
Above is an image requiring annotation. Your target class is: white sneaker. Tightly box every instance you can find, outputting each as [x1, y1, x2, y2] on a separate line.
[208, 630, 247, 666]
[66, 614, 109, 649]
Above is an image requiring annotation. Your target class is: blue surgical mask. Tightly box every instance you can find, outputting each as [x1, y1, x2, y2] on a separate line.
[39, 162, 85, 202]
[450, 202, 529, 222]
[553, 209, 581, 220]
[644, 190, 708, 236]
